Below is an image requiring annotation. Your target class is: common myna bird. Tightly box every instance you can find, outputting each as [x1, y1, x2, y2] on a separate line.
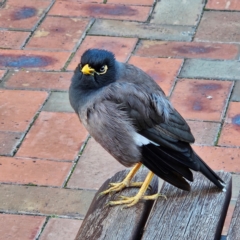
[69, 49, 225, 207]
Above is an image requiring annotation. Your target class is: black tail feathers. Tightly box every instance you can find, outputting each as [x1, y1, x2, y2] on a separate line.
[196, 153, 225, 190]
[141, 144, 226, 191]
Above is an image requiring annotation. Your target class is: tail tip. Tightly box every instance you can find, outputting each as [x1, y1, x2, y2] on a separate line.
[219, 181, 226, 188]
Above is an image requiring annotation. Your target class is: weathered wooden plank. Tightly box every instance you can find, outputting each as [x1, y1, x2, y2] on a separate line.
[142, 171, 231, 240]
[75, 167, 158, 240]
[227, 190, 240, 240]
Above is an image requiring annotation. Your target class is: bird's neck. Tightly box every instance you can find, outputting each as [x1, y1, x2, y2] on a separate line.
[69, 76, 104, 114]
[69, 71, 89, 113]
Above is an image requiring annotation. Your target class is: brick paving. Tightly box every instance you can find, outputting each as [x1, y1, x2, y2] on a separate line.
[0, 0, 239, 239]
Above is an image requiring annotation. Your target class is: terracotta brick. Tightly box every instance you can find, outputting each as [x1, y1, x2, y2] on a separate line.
[135, 41, 239, 60]
[0, 214, 45, 240]
[56, 0, 102, 2]
[107, 0, 154, 5]
[0, 0, 51, 30]
[186, 121, 220, 146]
[170, 79, 233, 121]
[193, 146, 240, 173]
[0, 70, 5, 80]
[26, 17, 91, 51]
[195, 11, 240, 43]
[5, 71, 72, 91]
[222, 200, 236, 235]
[39, 218, 82, 240]
[0, 90, 48, 132]
[67, 138, 125, 190]
[0, 131, 23, 156]
[0, 31, 30, 49]
[128, 56, 183, 96]
[206, 0, 240, 10]
[67, 36, 137, 70]
[0, 156, 72, 186]
[49, 2, 151, 21]
[16, 112, 88, 161]
[0, 50, 70, 70]
[218, 102, 240, 147]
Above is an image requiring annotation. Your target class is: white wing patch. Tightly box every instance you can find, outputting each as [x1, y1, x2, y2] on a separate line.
[133, 133, 159, 146]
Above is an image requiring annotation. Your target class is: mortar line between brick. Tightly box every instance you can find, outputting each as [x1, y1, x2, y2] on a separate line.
[177, 76, 240, 81]
[35, 216, 50, 240]
[132, 40, 142, 56]
[204, 9, 240, 13]
[73, 18, 95, 54]
[64, 186, 99, 192]
[0, 181, 67, 189]
[11, 156, 75, 163]
[195, 39, 240, 44]
[0, 210, 85, 220]
[146, 0, 158, 23]
[215, 81, 235, 146]
[186, 119, 223, 124]
[168, 59, 185, 98]
[102, 1, 153, 6]
[87, 32, 194, 42]
[63, 135, 91, 188]
[22, 0, 56, 49]
[2, 86, 69, 93]
[12, 93, 51, 156]
[191, 0, 208, 42]
[0, 69, 8, 83]
[62, 18, 95, 71]
[0, 0, 7, 7]
[126, 39, 140, 63]
[233, 43, 240, 61]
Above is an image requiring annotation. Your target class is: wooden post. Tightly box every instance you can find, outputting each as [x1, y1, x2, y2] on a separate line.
[141, 171, 232, 240]
[75, 167, 158, 240]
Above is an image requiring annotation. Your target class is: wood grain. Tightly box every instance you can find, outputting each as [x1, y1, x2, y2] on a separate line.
[142, 171, 231, 240]
[75, 167, 158, 240]
[227, 191, 240, 240]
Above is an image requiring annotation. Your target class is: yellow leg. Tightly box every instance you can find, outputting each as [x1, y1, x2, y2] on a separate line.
[100, 162, 142, 196]
[108, 171, 165, 208]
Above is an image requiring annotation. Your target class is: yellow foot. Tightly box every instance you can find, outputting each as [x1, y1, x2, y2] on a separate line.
[99, 181, 144, 196]
[108, 193, 166, 208]
[99, 162, 143, 197]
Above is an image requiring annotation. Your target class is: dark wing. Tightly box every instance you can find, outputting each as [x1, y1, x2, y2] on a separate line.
[110, 81, 224, 190]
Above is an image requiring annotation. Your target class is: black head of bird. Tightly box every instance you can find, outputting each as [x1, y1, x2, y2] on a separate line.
[77, 49, 117, 90]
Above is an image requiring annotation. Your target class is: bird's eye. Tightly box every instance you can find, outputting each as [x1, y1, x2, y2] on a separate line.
[98, 65, 108, 75]
[99, 66, 106, 72]
[93, 65, 108, 75]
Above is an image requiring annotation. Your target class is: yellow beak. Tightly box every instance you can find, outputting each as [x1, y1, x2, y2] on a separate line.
[81, 64, 95, 75]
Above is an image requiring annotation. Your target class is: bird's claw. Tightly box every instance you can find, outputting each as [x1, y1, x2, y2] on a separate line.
[108, 192, 165, 208]
[99, 181, 145, 197]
